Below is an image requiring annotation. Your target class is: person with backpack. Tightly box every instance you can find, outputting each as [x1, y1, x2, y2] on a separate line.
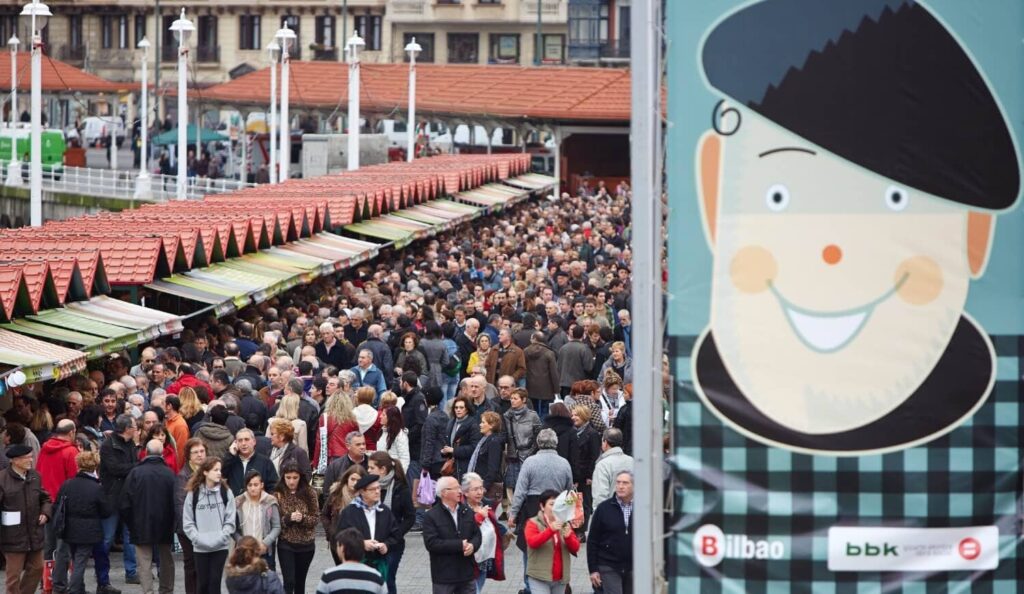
[51, 450, 112, 594]
[183, 457, 237, 594]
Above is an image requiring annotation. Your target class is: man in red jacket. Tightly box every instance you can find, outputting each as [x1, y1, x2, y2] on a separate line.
[36, 419, 78, 560]
[165, 363, 212, 396]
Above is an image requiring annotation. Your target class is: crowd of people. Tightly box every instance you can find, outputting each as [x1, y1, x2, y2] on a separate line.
[1, 180, 656, 594]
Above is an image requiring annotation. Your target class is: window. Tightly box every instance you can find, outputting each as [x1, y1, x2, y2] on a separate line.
[478, 0, 501, 3]
[447, 33, 478, 64]
[568, 0, 609, 60]
[70, 15, 83, 49]
[101, 15, 128, 49]
[197, 16, 217, 48]
[315, 16, 335, 47]
[541, 34, 564, 63]
[0, 16, 16, 46]
[403, 33, 433, 63]
[119, 15, 129, 49]
[489, 34, 519, 64]
[280, 15, 300, 58]
[134, 14, 145, 48]
[239, 15, 260, 50]
[354, 15, 381, 51]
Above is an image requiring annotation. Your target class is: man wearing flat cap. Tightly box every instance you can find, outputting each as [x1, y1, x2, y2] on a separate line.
[0, 443, 52, 593]
[692, 0, 1021, 455]
[334, 474, 400, 580]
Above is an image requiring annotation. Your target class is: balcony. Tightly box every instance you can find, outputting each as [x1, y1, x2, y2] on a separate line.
[524, 0, 561, 16]
[196, 45, 220, 63]
[569, 39, 629, 64]
[57, 44, 86, 64]
[599, 39, 629, 60]
[313, 47, 339, 61]
[391, 0, 426, 14]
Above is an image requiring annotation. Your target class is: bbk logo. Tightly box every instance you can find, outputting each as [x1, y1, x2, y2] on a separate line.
[692, 524, 786, 567]
[845, 542, 899, 557]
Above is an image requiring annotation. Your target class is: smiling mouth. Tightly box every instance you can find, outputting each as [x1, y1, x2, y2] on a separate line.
[768, 273, 908, 353]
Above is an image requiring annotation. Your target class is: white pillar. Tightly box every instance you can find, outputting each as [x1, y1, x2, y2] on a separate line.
[279, 49, 289, 182]
[5, 37, 21, 187]
[406, 40, 417, 162]
[240, 130, 248, 184]
[29, 28, 40, 225]
[346, 31, 364, 171]
[109, 119, 117, 170]
[176, 34, 187, 199]
[269, 56, 277, 184]
[134, 37, 151, 199]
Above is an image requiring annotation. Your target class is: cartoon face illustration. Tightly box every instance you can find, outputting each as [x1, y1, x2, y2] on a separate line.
[692, 0, 1020, 455]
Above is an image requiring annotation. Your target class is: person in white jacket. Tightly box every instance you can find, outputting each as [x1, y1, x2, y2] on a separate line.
[377, 405, 410, 471]
[591, 428, 634, 508]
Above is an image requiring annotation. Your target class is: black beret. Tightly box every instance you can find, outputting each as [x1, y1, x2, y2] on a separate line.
[6, 444, 31, 459]
[354, 474, 380, 491]
[702, 0, 1020, 210]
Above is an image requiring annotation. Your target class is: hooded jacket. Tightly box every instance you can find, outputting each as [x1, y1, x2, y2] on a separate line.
[225, 560, 285, 594]
[195, 422, 234, 462]
[353, 404, 382, 450]
[183, 483, 237, 552]
[524, 342, 560, 402]
[38, 437, 79, 500]
[234, 491, 281, 550]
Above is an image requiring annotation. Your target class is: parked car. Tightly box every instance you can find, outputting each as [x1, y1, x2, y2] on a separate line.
[82, 116, 125, 148]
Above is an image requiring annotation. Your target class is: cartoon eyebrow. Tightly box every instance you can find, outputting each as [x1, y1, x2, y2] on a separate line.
[758, 147, 817, 158]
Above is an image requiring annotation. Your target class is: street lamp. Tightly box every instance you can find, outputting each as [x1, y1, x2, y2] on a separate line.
[346, 30, 364, 171]
[4, 35, 21, 188]
[266, 40, 279, 184]
[404, 37, 420, 163]
[134, 37, 151, 198]
[20, 0, 50, 226]
[274, 24, 295, 183]
[169, 8, 193, 200]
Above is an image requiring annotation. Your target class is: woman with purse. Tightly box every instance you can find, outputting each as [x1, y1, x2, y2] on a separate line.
[467, 411, 505, 510]
[440, 395, 479, 480]
[461, 472, 506, 593]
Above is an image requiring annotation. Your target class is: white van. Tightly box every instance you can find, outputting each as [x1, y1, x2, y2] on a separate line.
[376, 120, 453, 152]
[81, 116, 125, 148]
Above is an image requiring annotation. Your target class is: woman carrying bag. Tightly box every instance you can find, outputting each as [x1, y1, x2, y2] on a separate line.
[525, 490, 581, 594]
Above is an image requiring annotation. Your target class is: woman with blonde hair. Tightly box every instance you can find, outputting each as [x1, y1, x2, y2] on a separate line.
[313, 389, 359, 477]
[268, 394, 308, 455]
[178, 386, 206, 432]
[352, 386, 382, 450]
[570, 404, 601, 534]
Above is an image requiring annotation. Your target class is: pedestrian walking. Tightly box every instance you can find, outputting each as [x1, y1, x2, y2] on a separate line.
[234, 470, 281, 570]
[315, 527, 386, 594]
[51, 450, 112, 594]
[0, 443, 52, 594]
[587, 470, 633, 594]
[226, 535, 285, 594]
[421, 476, 481, 594]
[183, 457, 237, 594]
[524, 489, 581, 594]
[175, 438, 207, 594]
[275, 461, 320, 594]
[122, 439, 178, 594]
[99, 414, 139, 584]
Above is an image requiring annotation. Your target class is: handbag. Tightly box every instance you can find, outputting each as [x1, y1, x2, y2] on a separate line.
[417, 469, 436, 506]
[484, 482, 504, 506]
[440, 457, 456, 477]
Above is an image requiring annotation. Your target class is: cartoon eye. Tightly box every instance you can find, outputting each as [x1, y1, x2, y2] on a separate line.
[885, 185, 909, 211]
[765, 184, 790, 212]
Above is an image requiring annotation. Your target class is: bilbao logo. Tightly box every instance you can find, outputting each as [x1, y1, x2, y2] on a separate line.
[693, 524, 785, 567]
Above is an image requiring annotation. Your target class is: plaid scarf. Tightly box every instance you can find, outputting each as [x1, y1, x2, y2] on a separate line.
[351, 495, 383, 513]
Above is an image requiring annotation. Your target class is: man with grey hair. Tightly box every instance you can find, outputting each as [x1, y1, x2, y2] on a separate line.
[587, 470, 634, 594]
[591, 428, 634, 508]
[508, 427, 574, 594]
[323, 431, 368, 491]
[350, 349, 387, 403]
[63, 391, 83, 424]
[357, 324, 395, 380]
[316, 320, 354, 370]
[122, 439, 176, 594]
[422, 476, 480, 594]
[345, 308, 368, 346]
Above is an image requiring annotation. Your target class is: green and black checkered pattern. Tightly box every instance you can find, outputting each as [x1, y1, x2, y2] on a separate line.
[669, 334, 1024, 593]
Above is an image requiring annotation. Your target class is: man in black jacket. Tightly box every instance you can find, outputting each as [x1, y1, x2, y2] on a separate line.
[98, 414, 139, 583]
[121, 440, 177, 594]
[235, 378, 269, 432]
[223, 428, 279, 495]
[334, 475, 401, 580]
[401, 373, 427, 479]
[587, 470, 634, 594]
[420, 388, 449, 479]
[421, 476, 481, 594]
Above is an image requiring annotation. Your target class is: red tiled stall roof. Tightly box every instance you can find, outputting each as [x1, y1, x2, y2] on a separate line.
[0, 153, 536, 320]
[0, 52, 134, 94]
[192, 63, 639, 123]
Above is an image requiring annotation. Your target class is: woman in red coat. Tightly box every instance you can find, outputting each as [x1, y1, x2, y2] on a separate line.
[139, 423, 179, 473]
[312, 392, 360, 471]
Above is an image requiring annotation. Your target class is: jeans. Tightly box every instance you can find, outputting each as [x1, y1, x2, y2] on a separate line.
[385, 542, 405, 594]
[442, 376, 460, 404]
[504, 461, 522, 490]
[101, 513, 137, 578]
[522, 549, 531, 594]
[278, 544, 314, 594]
[193, 549, 228, 594]
[532, 398, 550, 420]
[92, 541, 110, 586]
[432, 582, 475, 594]
[474, 568, 488, 593]
[51, 541, 93, 594]
[526, 577, 565, 594]
[597, 565, 632, 594]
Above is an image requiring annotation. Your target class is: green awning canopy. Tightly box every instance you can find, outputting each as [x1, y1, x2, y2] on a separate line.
[0, 328, 89, 382]
[152, 124, 229, 146]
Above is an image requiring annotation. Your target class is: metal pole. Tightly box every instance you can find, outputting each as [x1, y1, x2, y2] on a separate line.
[347, 34, 360, 171]
[631, 0, 664, 592]
[29, 18, 40, 225]
[240, 128, 247, 183]
[535, 0, 542, 66]
[5, 37, 21, 187]
[269, 54, 277, 184]
[176, 24, 186, 199]
[341, 0, 347, 56]
[406, 44, 415, 162]
[279, 38, 289, 182]
[154, 0, 160, 104]
[135, 39, 151, 198]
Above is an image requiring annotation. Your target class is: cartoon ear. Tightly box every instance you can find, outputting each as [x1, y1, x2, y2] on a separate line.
[966, 212, 994, 278]
[697, 132, 723, 246]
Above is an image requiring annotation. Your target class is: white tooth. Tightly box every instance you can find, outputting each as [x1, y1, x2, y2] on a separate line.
[785, 308, 867, 352]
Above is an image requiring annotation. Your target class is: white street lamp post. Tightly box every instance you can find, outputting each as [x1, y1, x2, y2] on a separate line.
[346, 30, 364, 171]
[267, 40, 279, 184]
[5, 35, 21, 188]
[275, 25, 295, 183]
[404, 37, 420, 163]
[20, 0, 49, 226]
[170, 8, 193, 200]
[134, 37, 151, 198]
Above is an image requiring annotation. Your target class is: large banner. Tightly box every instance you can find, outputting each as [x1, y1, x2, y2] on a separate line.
[666, 0, 1024, 590]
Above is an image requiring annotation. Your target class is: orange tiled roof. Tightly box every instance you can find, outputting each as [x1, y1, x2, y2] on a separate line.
[0, 153, 534, 320]
[194, 62, 635, 123]
[0, 52, 133, 94]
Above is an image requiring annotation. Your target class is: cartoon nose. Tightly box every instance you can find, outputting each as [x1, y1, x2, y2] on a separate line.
[822, 244, 843, 265]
